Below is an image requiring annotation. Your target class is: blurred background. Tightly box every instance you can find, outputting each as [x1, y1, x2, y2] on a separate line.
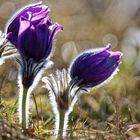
[0, 0, 140, 139]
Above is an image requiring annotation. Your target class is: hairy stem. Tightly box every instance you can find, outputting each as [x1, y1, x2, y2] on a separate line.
[21, 88, 28, 129]
[57, 111, 65, 140]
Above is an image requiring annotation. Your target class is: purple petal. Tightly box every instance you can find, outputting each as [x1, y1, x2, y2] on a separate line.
[48, 23, 63, 45]
[18, 17, 52, 61]
[18, 19, 38, 59]
[70, 48, 111, 77]
[35, 22, 50, 59]
[6, 2, 49, 35]
[18, 17, 31, 37]
[6, 32, 18, 47]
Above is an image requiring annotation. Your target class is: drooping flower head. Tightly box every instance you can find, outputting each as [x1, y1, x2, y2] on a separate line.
[6, 2, 63, 61]
[69, 44, 123, 88]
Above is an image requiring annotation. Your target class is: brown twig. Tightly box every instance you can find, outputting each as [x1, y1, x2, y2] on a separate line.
[32, 93, 40, 138]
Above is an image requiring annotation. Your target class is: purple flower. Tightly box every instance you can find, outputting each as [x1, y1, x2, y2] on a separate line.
[5, 2, 63, 89]
[70, 44, 123, 88]
[6, 2, 63, 61]
[4, 2, 63, 129]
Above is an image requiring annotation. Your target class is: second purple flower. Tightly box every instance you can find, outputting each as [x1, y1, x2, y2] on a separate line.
[70, 44, 122, 88]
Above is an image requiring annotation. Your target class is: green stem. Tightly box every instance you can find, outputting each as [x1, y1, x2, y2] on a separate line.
[57, 111, 65, 140]
[21, 88, 28, 129]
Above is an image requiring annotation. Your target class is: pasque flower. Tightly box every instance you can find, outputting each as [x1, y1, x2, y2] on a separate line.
[6, 2, 63, 88]
[5, 2, 63, 129]
[6, 2, 62, 62]
[42, 44, 122, 139]
[70, 44, 123, 88]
